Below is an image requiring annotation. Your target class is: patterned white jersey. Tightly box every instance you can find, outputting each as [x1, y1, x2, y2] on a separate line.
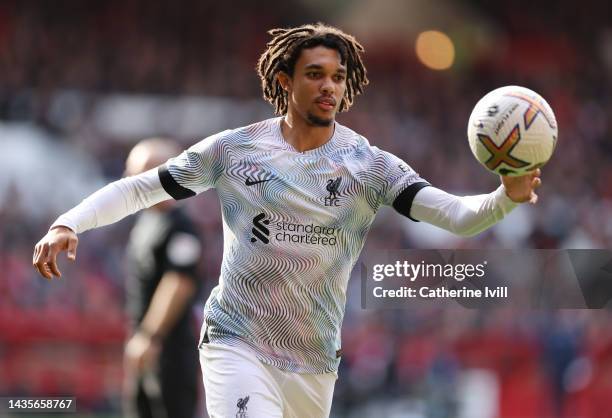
[160, 117, 429, 373]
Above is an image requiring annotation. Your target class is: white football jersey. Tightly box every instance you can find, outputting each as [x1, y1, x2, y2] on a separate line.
[161, 117, 428, 373]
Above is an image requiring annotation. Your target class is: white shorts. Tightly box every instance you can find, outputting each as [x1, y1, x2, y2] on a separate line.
[199, 342, 337, 418]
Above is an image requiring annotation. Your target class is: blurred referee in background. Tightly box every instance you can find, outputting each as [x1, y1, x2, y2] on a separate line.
[122, 138, 201, 418]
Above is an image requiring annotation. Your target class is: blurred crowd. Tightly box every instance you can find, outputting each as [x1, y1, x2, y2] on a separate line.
[2, 0, 612, 417]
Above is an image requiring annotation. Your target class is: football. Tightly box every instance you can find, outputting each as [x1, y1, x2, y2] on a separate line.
[467, 85, 558, 176]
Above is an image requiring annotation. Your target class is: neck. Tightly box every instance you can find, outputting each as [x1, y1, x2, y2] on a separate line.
[281, 110, 335, 152]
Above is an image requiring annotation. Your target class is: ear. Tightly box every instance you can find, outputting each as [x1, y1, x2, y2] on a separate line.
[277, 72, 292, 93]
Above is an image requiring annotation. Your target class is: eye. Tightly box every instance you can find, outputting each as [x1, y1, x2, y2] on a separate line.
[333, 74, 346, 82]
[306, 71, 322, 79]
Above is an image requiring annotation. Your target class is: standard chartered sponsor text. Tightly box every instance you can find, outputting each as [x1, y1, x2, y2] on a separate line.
[274, 221, 339, 246]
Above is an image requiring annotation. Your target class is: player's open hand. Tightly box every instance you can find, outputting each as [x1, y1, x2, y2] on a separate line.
[125, 331, 161, 374]
[32, 226, 79, 280]
[501, 168, 542, 204]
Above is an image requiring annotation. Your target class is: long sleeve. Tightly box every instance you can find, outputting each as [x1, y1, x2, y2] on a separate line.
[51, 168, 172, 234]
[409, 185, 518, 237]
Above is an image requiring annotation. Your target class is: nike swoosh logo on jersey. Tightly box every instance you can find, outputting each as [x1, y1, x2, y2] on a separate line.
[245, 177, 273, 186]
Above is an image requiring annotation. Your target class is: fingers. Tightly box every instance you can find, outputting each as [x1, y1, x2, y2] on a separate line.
[33, 243, 52, 279]
[529, 169, 542, 204]
[124, 351, 142, 374]
[32, 243, 42, 266]
[124, 335, 154, 375]
[33, 240, 63, 280]
[123, 350, 140, 375]
[33, 229, 79, 279]
[528, 169, 541, 182]
[67, 237, 78, 261]
[47, 245, 62, 278]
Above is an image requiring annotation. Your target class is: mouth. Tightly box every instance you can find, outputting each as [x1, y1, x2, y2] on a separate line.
[315, 97, 336, 112]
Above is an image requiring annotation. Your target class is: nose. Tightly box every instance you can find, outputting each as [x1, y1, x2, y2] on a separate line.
[320, 76, 335, 95]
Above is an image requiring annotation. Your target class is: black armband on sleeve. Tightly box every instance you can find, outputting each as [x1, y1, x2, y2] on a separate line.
[158, 165, 196, 200]
[392, 182, 431, 222]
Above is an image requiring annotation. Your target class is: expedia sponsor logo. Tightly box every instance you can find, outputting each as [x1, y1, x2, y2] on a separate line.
[250, 213, 339, 246]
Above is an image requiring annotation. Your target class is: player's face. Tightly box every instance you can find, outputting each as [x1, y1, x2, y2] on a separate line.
[282, 46, 347, 127]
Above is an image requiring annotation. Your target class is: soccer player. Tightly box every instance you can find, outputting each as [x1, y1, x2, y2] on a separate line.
[122, 139, 201, 418]
[33, 23, 541, 417]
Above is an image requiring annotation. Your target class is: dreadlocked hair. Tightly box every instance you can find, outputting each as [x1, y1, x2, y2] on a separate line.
[257, 23, 369, 115]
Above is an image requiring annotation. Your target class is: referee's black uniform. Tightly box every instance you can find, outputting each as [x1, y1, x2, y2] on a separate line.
[125, 207, 201, 418]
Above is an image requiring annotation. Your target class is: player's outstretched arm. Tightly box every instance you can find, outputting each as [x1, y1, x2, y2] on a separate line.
[32, 167, 172, 279]
[406, 169, 542, 237]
